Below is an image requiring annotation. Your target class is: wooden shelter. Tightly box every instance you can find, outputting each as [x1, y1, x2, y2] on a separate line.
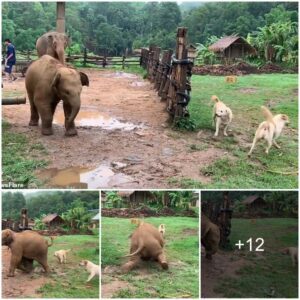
[42, 214, 65, 228]
[117, 191, 155, 208]
[242, 195, 267, 213]
[90, 212, 100, 229]
[209, 36, 255, 63]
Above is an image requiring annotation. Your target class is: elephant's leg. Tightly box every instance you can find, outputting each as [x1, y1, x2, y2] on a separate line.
[38, 102, 54, 136]
[157, 253, 168, 270]
[28, 93, 39, 126]
[8, 254, 22, 277]
[63, 102, 78, 136]
[36, 256, 50, 274]
[18, 257, 34, 273]
[121, 256, 141, 273]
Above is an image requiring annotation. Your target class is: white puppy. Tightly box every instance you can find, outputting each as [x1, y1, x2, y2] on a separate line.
[79, 260, 100, 282]
[211, 95, 233, 136]
[158, 224, 165, 237]
[54, 249, 71, 264]
[248, 106, 289, 156]
[280, 247, 298, 267]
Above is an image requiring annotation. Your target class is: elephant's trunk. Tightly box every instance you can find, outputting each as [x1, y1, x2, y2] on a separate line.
[56, 47, 65, 64]
[68, 100, 81, 125]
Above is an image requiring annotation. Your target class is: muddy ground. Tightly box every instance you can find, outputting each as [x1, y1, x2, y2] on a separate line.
[2, 247, 47, 298]
[3, 69, 226, 188]
[201, 249, 249, 298]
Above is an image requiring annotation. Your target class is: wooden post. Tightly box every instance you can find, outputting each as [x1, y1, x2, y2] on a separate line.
[83, 47, 87, 67]
[56, 2, 65, 34]
[218, 191, 232, 248]
[122, 55, 125, 69]
[150, 47, 161, 83]
[159, 50, 173, 99]
[166, 27, 189, 118]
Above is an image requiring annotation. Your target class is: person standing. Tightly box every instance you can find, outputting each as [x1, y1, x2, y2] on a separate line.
[4, 38, 17, 81]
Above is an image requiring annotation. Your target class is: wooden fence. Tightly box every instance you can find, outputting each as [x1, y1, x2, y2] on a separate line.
[140, 27, 193, 119]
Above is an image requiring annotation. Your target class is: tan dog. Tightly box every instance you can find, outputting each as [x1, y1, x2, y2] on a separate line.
[54, 249, 71, 264]
[211, 95, 233, 136]
[79, 260, 100, 282]
[248, 106, 289, 156]
[130, 218, 143, 226]
[158, 224, 165, 237]
[225, 76, 237, 83]
[280, 247, 298, 267]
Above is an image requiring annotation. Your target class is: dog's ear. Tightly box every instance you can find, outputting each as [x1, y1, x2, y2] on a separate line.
[281, 114, 289, 122]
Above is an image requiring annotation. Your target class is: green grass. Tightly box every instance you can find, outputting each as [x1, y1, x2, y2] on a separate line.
[184, 73, 298, 188]
[37, 234, 99, 298]
[2, 121, 48, 188]
[102, 217, 199, 298]
[213, 218, 298, 298]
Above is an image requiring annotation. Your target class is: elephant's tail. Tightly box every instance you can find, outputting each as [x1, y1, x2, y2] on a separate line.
[124, 243, 144, 257]
[47, 236, 54, 247]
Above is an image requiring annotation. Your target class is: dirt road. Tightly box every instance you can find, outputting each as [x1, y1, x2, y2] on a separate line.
[2, 247, 47, 298]
[3, 69, 225, 188]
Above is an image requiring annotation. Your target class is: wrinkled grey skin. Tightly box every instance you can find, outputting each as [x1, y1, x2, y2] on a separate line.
[36, 31, 70, 64]
[25, 55, 89, 136]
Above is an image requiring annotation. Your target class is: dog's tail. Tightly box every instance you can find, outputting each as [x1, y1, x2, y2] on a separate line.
[124, 243, 144, 257]
[211, 95, 220, 102]
[261, 106, 274, 123]
[46, 236, 54, 247]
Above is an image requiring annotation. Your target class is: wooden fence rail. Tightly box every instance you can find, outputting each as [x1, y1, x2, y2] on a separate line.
[140, 27, 193, 120]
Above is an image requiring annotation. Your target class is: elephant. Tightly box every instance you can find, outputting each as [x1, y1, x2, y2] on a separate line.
[201, 214, 220, 260]
[121, 222, 168, 272]
[36, 31, 70, 64]
[25, 55, 89, 136]
[2, 229, 54, 277]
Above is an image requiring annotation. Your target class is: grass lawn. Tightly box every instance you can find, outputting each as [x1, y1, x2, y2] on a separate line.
[189, 73, 298, 189]
[37, 233, 99, 298]
[214, 218, 298, 298]
[102, 217, 199, 298]
[2, 121, 48, 188]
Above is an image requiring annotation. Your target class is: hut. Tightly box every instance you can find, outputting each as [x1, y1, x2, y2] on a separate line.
[117, 191, 155, 208]
[209, 36, 256, 63]
[42, 214, 65, 228]
[242, 195, 267, 214]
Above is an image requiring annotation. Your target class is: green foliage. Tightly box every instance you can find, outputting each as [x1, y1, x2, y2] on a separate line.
[104, 191, 125, 208]
[196, 35, 219, 65]
[2, 191, 99, 219]
[2, 121, 47, 188]
[174, 117, 196, 131]
[33, 214, 47, 230]
[62, 206, 92, 230]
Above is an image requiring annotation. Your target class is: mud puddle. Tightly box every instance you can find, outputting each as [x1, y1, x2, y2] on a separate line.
[37, 164, 137, 188]
[53, 110, 145, 130]
[102, 71, 138, 79]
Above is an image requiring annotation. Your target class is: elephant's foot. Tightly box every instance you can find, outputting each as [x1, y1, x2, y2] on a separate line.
[41, 127, 53, 135]
[29, 120, 39, 126]
[160, 261, 169, 270]
[65, 128, 78, 136]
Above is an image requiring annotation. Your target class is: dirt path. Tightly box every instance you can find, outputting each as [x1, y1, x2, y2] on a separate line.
[201, 249, 249, 298]
[3, 69, 226, 188]
[2, 247, 47, 298]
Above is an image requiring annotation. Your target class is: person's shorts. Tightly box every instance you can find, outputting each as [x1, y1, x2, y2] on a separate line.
[5, 62, 15, 74]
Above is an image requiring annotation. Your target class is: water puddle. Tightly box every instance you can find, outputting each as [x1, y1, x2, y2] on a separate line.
[38, 165, 136, 188]
[53, 110, 145, 130]
[130, 81, 146, 87]
[102, 71, 138, 79]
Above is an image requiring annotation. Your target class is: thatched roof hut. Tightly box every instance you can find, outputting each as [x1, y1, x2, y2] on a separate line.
[209, 36, 256, 62]
[42, 214, 65, 227]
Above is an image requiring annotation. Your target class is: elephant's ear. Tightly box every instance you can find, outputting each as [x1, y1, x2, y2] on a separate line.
[51, 72, 61, 92]
[79, 72, 89, 87]
[3, 230, 14, 245]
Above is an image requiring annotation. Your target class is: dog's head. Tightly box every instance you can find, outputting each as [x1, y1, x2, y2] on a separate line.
[79, 260, 88, 267]
[281, 114, 290, 124]
[2, 229, 14, 246]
